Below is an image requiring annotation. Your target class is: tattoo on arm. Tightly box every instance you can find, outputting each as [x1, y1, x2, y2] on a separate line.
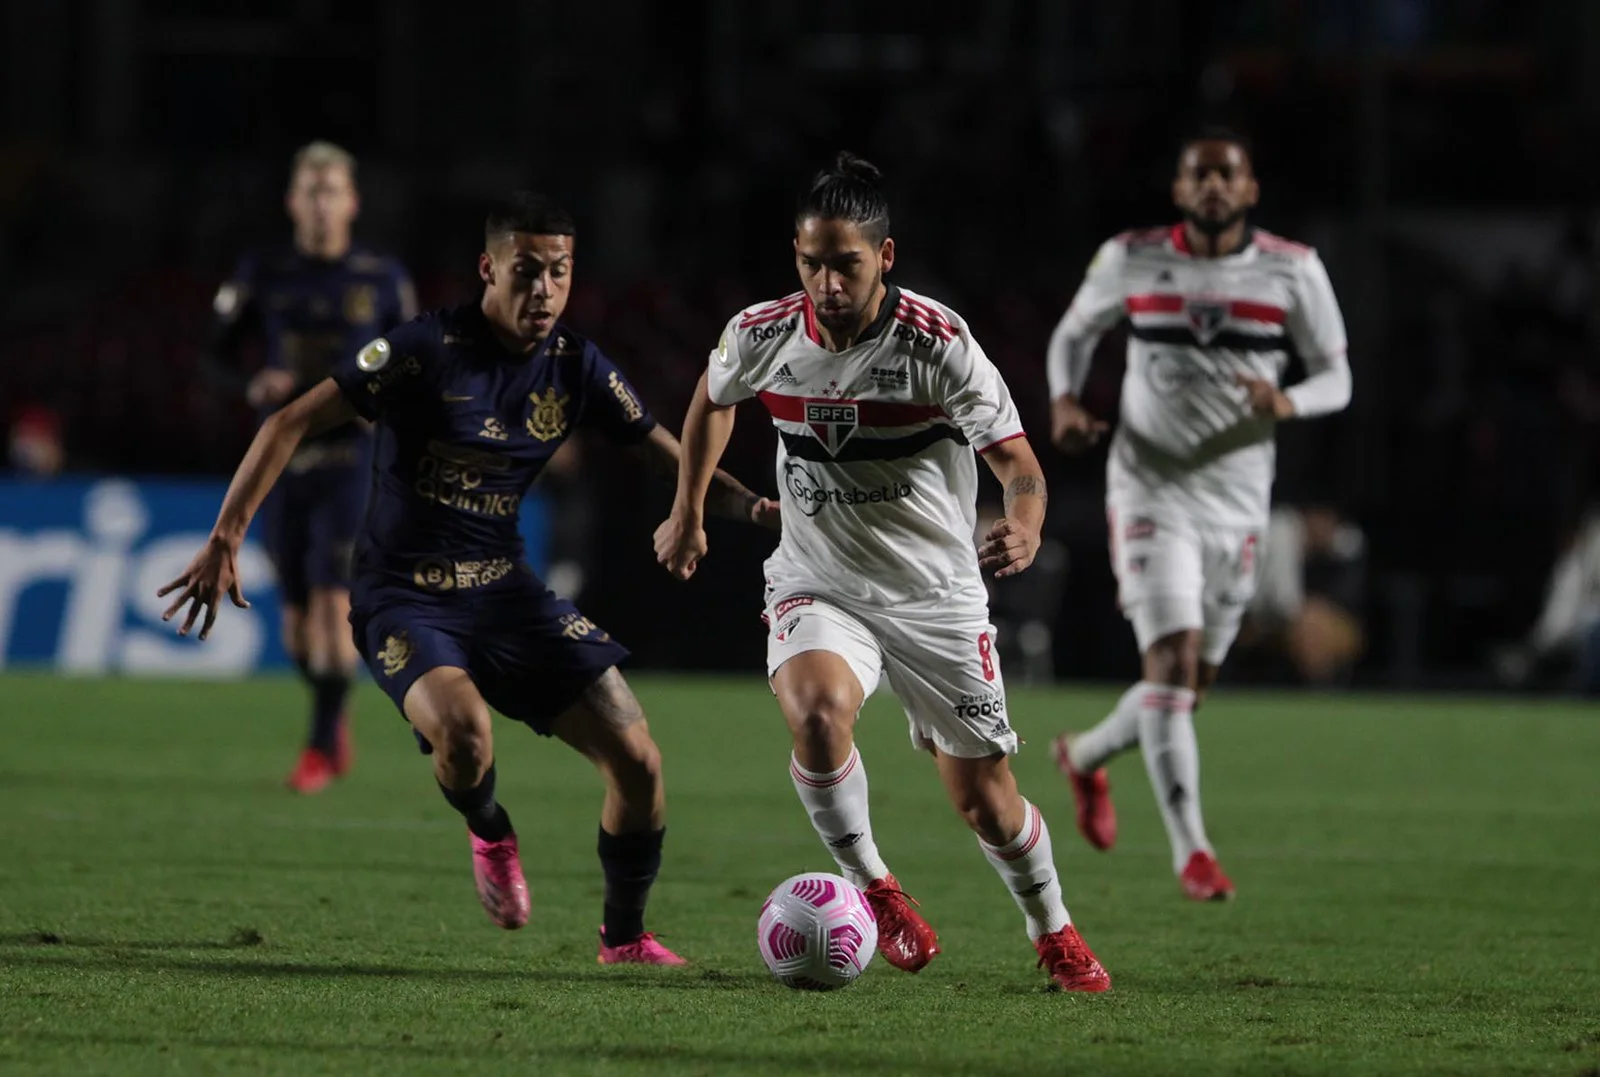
[706, 470, 760, 522]
[634, 438, 758, 521]
[1003, 474, 1048, 515]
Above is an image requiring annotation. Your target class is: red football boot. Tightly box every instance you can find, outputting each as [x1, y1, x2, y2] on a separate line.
[1179, 851, 1235, 902]
[1034, 925, 1112, 992]
[863, 874, 941, 973]
[1052, 734, 1117, 851]
[284, 748, 336, 795]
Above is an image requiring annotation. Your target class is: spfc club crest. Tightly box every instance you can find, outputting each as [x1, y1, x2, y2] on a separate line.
[804, 401, 858, 456]
[1186, 299, 1229, 345]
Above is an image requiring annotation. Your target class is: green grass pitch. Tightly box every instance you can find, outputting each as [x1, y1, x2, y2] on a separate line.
[0, 673, 1597, 1076]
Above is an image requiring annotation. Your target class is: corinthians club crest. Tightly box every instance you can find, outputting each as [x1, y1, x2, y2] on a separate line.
[1186, 299, 1229, 346]
[525, 388, 570, 441]
[804, 401, 858, 456]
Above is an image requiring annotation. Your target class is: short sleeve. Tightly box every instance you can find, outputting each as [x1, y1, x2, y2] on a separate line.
[706, 315, 756, 405]
[330, 317, 433, 421]
[581, 347, 658, 445]
[936, 327, 1025, 453]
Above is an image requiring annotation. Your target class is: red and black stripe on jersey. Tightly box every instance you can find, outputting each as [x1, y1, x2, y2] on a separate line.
[758, 391, 967, 462]
[1124, 290, 1290, 353]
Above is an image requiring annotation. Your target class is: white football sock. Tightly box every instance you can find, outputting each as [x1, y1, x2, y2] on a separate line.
[1136, 685, 1212, 873]
[790, 748, 889, 889]
[978, 799, 1072, 939]
[1067, 683, 1146, 772]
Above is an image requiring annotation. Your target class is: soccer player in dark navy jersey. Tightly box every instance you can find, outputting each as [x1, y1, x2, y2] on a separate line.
[204, 141, 416, 794]
[163, 191, 776, 964]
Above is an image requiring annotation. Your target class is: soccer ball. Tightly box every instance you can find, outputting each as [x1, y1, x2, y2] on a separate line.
[757, 872, 878, 990]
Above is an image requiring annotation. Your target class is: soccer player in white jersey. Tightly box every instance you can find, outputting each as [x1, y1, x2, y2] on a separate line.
[656, 153, 1110, 992]
[1045, 129, 1353, 901]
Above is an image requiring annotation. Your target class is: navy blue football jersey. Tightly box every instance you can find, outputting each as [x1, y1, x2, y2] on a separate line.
[330, 304, 657, 586]
[212, 245, 415, 443]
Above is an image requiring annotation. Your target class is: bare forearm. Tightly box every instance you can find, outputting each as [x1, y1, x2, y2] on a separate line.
[705, 468, 760, 522]
[211, 412, 308, 544]
[211, 380, 351, 544]
[674, 375, 735, 522]
[1002, 472, 1048, 534]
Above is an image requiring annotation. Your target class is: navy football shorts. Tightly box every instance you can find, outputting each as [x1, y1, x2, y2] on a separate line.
[261, 444, 371, 606]
[350, 573, 629, 737]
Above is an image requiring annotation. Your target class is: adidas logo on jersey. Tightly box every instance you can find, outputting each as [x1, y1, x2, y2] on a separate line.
[772, 363, 799, 386]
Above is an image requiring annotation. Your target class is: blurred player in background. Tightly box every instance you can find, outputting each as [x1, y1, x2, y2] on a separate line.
[163, 191, 774, 963]
[1241, 504, 1367, 684]
[1046, 129, 1352, 901]
[659, 153, 1111, 992]
[203, 141, 416, 793]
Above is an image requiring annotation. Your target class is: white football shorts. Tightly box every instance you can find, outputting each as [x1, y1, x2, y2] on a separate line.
[1107, 504, 1261, 666]
[763, 591, 1017, 759]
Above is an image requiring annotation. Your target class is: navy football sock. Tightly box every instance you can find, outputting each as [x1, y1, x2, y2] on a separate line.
[292, 654, 314, 687]
[598, 826, 664, 945]
[440, 764, 512, 842]
[307, 671, 351, 754]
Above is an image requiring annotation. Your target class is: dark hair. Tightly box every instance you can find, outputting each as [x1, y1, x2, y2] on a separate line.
[484, 191, 576, 244]
[1179, 125, 1253, 164]
[795, 151, 891, 244]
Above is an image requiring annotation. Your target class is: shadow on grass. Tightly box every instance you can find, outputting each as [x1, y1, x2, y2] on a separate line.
[9, 1030, 995, 1076]
[0, 944, 775, 991]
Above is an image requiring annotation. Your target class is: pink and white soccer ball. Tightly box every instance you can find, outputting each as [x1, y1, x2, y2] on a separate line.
[757, 872, 878, 990]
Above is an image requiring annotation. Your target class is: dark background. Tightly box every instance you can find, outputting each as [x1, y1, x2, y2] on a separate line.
[4, 0, 1597, 687]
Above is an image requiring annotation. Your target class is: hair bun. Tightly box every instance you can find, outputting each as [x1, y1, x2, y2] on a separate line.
[830, 151, 883, 187]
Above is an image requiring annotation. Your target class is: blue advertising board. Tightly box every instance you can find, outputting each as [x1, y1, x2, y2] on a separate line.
[0, 477, 547, 675]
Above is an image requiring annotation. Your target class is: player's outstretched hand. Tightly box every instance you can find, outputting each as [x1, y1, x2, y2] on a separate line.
[1050, 396, 1109, 454]
[1236, 374, 1295, 420]
[157, 536, 249, 640]
[750, 496, 781, 532]
[654, 512, 710, 580]
[979, 517, 1040, 578]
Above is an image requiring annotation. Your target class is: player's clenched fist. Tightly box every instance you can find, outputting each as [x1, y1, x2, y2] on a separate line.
[978, 517, 1040, 578]
[1050, 395, 1110, 454]
[654, 511, 710, 580]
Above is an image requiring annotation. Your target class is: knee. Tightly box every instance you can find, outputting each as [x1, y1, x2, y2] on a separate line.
[436, 703, 493, 780]
[787, 687, 856, 750]
[1145, 633, 1201, 688]
[609, 729, 663, 797]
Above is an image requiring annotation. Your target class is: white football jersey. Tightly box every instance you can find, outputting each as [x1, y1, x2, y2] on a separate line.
[1047, 225, 1351, 527]
[708, 284, 1024, 612]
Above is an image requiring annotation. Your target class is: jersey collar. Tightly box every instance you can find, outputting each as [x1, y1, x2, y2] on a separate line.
[1170, 222, 1256, 258]
[801, 281, 901, 349]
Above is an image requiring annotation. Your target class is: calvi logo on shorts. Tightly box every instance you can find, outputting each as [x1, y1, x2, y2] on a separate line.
[377, 631, 413, 677]
[804, 401, 858, 456]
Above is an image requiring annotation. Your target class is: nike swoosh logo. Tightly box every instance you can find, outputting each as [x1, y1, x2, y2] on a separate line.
[442, 393, 474, 402]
